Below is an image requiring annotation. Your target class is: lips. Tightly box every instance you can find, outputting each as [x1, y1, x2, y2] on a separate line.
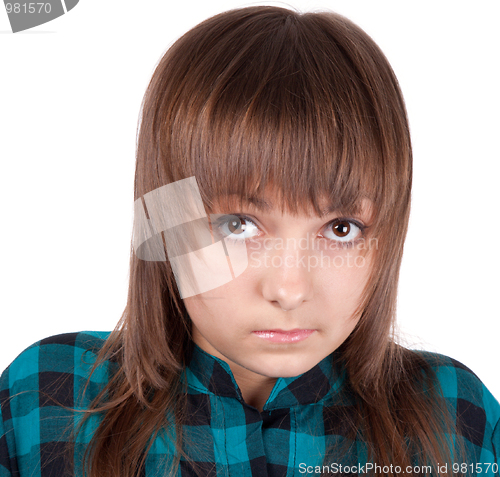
[252, 329, 315, 343]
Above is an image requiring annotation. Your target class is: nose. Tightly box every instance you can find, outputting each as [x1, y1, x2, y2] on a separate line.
[259, 246, 314, 311]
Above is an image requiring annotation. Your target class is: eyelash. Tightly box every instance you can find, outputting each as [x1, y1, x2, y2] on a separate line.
[212, 214, 366, 248]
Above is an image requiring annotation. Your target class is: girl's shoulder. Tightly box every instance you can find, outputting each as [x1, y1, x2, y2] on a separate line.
[1, 330, 112, 377]
[0, 331, 114, 409]
[410, 349, 500, 427]
[412, 349, 486, 389]
[0, 332, 114, 475]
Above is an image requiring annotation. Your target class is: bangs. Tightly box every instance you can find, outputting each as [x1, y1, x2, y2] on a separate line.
[144, 7, 411, 235]
[190, 51, 379, 220]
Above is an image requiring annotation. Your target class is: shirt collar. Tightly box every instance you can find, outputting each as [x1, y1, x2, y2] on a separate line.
[184, 343, 347, 411]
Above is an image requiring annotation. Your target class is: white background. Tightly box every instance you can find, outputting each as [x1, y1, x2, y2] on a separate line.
[1, 1, 499, 396]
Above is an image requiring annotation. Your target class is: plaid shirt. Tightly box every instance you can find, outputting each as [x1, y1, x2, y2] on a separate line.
[1, 331, 500, 476]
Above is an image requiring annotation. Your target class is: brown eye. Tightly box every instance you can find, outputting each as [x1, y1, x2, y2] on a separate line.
[333, 221, 351, 237]
[323, 219, 362, 244]
[228, 217, 245, 234]
[215, 215, 259, 242]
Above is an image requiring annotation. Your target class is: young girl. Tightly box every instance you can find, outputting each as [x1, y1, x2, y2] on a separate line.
[1, 5, 499, 477]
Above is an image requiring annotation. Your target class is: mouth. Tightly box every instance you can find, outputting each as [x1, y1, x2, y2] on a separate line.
[252, 329, 316, 343]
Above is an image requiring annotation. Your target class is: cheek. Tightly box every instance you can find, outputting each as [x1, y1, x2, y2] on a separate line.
[316, 251, 372, 308]
[183, 283, 245, 333]
[183, 297, 212, 330]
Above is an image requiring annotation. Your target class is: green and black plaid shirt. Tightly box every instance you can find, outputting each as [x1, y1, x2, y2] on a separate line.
[1, 331, 499, 476]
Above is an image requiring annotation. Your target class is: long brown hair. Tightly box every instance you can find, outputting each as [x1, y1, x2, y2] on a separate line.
[74, 6, 459, 476]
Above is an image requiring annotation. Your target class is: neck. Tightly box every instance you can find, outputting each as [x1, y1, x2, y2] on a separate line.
[228, 362, 278, 412]
[239, 376, 278, 412]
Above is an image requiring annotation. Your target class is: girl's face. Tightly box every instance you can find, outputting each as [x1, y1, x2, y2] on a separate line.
[183, 192, 375, 382]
